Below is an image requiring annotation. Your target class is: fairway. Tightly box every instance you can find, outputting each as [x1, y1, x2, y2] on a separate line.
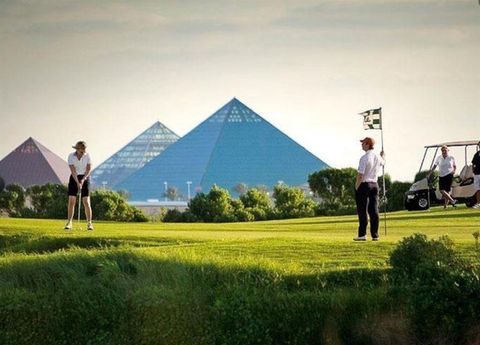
[1, 206, 478, 273]
[1, 206, 480, 345]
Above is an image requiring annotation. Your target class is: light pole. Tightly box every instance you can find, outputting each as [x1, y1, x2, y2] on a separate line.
[164, 181, 168, 201]
[186, 181, 192, 200]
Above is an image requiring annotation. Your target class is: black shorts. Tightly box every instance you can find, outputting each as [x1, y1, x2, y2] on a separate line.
[439, 173, 453, 192]
[68, 175, 90, 197]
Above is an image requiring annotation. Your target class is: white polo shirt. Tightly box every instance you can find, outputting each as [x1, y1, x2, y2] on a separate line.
[68, 152, 92, 175]
[434, 155, 455, 177]
[358, 150, 384, 182]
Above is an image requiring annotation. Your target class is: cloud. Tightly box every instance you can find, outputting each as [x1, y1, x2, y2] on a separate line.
[272, 0, 480, 44]
[0, 1, 166, 35]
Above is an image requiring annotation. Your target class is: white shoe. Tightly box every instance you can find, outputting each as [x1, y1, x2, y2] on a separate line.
[353, 236, 367, 241]
[372, 237, 379, 241]
[472, 203, 480, 209]
[452, 199, 458, 207]
[64, 221, 72, 230]
[87, 222, 94, 231]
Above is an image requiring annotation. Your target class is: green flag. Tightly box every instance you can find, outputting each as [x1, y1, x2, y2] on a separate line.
[359, 108, 382, 130]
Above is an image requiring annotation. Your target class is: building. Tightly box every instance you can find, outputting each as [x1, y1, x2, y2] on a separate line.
[91, 121, 179, 189]
[0, 137, 70, 188]
[118, 98, 329, 201]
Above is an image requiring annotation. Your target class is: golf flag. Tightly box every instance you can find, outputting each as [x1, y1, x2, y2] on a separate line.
[359, 108, 382, 130]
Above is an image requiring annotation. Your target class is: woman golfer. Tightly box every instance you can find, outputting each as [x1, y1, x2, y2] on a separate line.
[65, 141, 93, 230]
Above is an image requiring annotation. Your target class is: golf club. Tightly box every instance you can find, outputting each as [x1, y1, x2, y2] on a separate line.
[77, 191, 82, 230]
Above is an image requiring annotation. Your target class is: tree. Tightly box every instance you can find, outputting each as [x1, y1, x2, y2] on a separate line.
[188, 185, 236, 222]
[165, 186, 181, 201]
[233, 183, 248, 195]
[252, 185, 269, 194]
[240, 189, 272, 209]
[90, 189, 148, 222]
[387, 181, 412, 211]
[0, 184, 26, 217]
[308, 168, 357, 214]
[27, 183, 68, 219]
[273, 184, 315, 219]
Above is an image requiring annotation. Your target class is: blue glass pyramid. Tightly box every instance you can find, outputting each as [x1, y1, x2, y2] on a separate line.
[118, 98, 329, 200]
[91, 121, 179, 189]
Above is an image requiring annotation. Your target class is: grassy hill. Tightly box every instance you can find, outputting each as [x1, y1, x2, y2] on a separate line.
[0, 206, 479, 344]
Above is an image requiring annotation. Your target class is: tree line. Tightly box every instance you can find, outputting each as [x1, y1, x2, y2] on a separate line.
[0, 167, 417, 222]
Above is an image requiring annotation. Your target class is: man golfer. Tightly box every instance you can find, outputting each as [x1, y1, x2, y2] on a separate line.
[472, 141, 480, 209]
[354, 137, 385, 241]
[65, 141, 93, 230]
[427, 145, 457, 208]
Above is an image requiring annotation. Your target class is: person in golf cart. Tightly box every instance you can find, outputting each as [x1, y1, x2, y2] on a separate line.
[65, 141, 93, 230]
[471, 141, 480, 209]
[427, 145, 457, 208]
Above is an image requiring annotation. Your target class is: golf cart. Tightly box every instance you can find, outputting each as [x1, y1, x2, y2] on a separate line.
[405, 140, 479, 211]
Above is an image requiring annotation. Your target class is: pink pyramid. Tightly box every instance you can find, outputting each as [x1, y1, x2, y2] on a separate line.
[0, 137, 70, 188]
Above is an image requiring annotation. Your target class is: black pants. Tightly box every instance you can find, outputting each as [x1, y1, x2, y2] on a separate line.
[68, 175, 90, 197]
[355, 182, 379, 238]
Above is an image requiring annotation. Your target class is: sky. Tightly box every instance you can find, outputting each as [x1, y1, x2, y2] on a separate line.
[1, 0, 479, 182]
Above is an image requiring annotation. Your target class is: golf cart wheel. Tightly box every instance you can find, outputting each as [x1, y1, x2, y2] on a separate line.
[465, 196, 477, 208]
[418, 197, 429, 210]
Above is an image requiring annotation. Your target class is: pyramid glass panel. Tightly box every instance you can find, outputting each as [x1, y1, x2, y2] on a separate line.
[118, 98, 329, 201]
[91, 122, 179, 189]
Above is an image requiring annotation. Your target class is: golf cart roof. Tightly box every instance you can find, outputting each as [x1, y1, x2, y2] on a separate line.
[424, 140, 479, 148]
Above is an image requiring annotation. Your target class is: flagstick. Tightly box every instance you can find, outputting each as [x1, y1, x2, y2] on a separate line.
[380, 108, 387, 237]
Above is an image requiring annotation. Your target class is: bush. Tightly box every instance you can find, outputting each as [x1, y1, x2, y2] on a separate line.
[26, 184, 68, 219]
[132, 207, 149, 222]
[188, 185, 237, 222]
[162, 209, 198, 223]
[273, 185, 315, 219]
[389, 234, 458, 280]
[386, 181, 412, 212]
[90, 190, 148, 222]
[163, 209, 183, 222]
[239, 189, 273, 221]
[0, 184, 26, 217]
[389, 234, 480, 344]
[308, 168, 356, 211]
[240, 189, 271, 209]
[235, 209, 254, 222]
[315, 202, 356, 216]
[245, 207, 269, 221]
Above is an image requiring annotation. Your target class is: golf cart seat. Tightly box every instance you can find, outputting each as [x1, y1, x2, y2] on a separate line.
[459, 165, 474, 186]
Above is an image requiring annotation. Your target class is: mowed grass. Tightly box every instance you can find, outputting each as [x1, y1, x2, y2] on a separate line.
[1, 207, 479, 345]
[1, 205, 478, 273]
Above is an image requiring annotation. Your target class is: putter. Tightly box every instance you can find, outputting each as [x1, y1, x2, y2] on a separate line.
[77, 191, 82, 230]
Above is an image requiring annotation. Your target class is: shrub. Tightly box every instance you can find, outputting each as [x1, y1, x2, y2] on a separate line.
[188, 193, 210, 221]
[132, 207, 149, 222]
[389, 233, 458, 280]
[163, 209, 183, 222]
[273, 185, 315, 219]
[240, 189, 272, 209]
[26, 184, 68, 219]
[235, 209, 254, 222]
[0, 184, 26, 217]
[389, 234, 480, 344]
[90, 190, 148, 222]
[163, 209, 199, 223]
[315, 202, 356, 216]
[386, 181, 411, 212]
[188, 185, 237, 222]
[308, 168, 356, 209]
